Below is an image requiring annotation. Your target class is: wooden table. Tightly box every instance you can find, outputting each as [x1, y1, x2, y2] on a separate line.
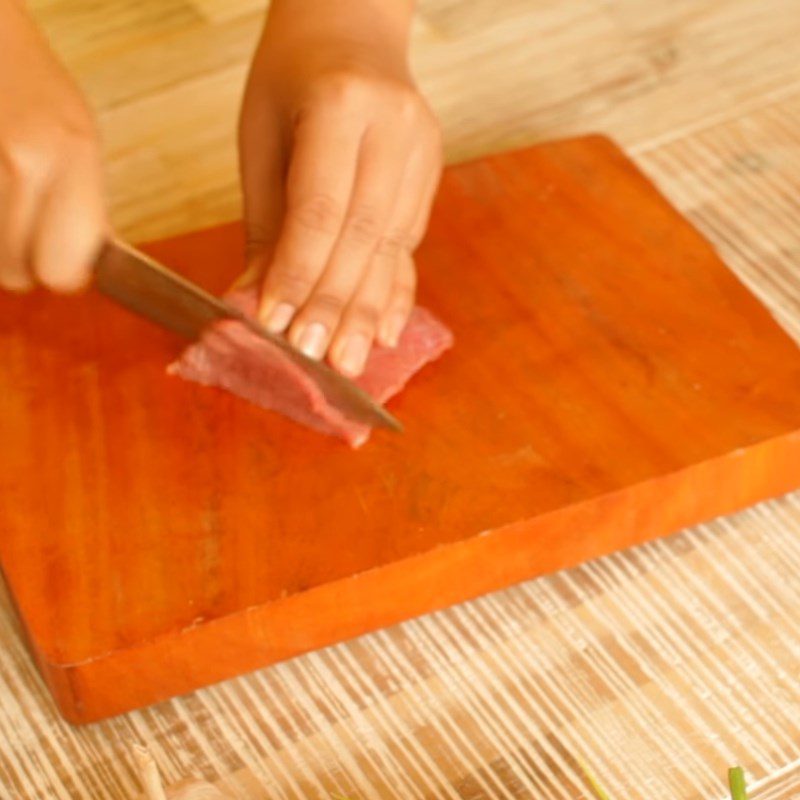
[3, 0, 800, 797]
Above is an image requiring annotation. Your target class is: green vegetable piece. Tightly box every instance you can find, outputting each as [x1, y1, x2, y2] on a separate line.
[729, 766, 749, 800]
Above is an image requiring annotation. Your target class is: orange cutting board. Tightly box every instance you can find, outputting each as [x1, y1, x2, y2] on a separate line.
[2, 135, 800, 724]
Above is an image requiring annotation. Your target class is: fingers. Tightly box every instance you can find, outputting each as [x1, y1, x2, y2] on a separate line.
[257, 104, 363, 332]
[0, 169, 39, 291]
[0, 135, 106, 294]
[238, 96, 284, 292]
[324, 143, 437, 375]
[283, 120, 411, 365]
[380, 251, 417, 350]
[240, 66, 443, 376]
[375, 144, 441, 348]
[327, 233, 399, 375]
[0, 9, 108, 296]
[30, 147, 107, 292]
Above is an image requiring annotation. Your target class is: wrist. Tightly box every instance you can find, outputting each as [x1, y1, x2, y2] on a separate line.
[258, 0, 414, 72]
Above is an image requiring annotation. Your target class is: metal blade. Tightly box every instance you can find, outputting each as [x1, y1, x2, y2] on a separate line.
[94, 239, 402, 431]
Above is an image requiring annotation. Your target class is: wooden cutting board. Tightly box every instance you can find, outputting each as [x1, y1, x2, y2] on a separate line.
[2, 135, 800, 725]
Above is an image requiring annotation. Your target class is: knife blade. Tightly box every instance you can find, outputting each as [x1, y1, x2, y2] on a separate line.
[94, 239, 402, 432]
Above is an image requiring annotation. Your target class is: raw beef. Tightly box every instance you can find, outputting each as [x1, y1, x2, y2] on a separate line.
[168, 288, 454, 447]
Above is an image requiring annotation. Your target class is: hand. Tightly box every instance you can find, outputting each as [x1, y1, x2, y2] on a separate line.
[238, 0, 442, 377]
[0, 0, 107, 293]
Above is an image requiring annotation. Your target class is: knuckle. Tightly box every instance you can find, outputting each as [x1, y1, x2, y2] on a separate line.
[290, 193, 344, 235]
[393, 87, 423, 123]
[307, 291, 346, 317]
[0, 119, 98, 184]
[348, 302, 380, 329]
[392, 284, 415, 309]
[316, 70, 371, 108]
[0, 138, 47, 184]
[270, 265, 316, 298]
[376, 231, 412, 258]
[344, 207, 381, 244]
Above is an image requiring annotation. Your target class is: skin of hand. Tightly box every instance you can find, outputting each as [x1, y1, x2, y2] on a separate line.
[0, 0, 107, 293]
[238, 0, 442, 377]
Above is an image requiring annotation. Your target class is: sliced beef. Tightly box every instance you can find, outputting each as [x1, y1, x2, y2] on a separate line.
[168, 287, 454, 447]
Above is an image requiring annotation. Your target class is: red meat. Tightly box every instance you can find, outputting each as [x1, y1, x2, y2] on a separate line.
[167, 288, 454, 447]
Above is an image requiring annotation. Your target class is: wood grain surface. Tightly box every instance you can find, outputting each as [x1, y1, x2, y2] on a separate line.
[26, 0, 800, 243]
[1, 0, 800, 797]
[4, 135, 800, 725]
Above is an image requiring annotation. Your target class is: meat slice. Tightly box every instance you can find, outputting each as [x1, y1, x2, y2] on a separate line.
[167, 287, 454, 447]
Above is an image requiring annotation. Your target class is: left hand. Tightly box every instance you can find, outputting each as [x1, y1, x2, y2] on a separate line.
[238, 0, 442, 377]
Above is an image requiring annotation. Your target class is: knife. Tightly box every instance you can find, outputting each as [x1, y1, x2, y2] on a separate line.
[93, 239, 402, 432]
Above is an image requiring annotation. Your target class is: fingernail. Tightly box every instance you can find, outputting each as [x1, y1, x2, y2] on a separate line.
[338, 333, 370, 377]
[263, 302, 295, 333]
[380, 313, 407, 348]
[296, 322, 328, 359]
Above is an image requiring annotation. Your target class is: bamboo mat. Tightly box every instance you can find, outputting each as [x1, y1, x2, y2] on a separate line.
[3, 1, 800, 798]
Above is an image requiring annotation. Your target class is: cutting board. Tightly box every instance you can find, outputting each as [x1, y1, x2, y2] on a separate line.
[2, 135, 800, 725]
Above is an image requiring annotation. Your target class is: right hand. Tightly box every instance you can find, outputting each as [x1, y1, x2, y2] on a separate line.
[0, 1, 107, 293]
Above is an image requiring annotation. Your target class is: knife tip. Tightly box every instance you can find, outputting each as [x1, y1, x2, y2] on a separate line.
[377, 407, 404, 432]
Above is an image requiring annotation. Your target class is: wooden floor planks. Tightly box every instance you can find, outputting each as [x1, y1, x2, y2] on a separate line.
[2, 1, 800, 798]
